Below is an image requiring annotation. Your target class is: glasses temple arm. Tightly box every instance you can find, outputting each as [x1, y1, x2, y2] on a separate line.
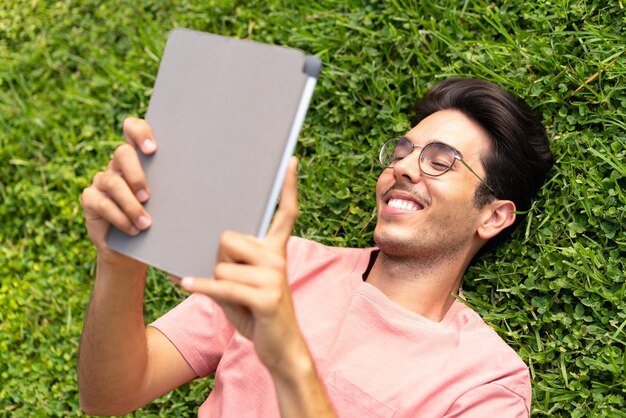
[457, 158, 497, 196]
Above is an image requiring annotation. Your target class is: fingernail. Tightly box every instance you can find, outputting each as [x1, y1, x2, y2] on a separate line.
[136, 189, 150, 202]
[181, 277, 195, 290]
[143, 138, 156, 153]
[129, 226, 140, 235]
[136, 215, 151, 229]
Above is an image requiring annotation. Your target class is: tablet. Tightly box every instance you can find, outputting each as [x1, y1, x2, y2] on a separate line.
[106, 28, 321, 278]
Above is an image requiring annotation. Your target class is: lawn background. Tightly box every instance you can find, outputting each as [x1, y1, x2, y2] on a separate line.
[1, 0, 624, 416]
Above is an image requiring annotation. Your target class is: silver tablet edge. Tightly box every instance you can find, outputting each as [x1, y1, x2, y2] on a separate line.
[257, 74, 319, 239]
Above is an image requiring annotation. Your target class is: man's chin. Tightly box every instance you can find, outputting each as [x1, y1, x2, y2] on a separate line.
[373, 230, 417, 258]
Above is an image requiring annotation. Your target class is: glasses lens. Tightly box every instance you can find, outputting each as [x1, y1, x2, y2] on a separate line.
[420, 143, 456, 176]
[380, 138, 413, 167]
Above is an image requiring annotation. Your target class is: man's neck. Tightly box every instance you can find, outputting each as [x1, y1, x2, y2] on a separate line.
[365, 250, 469, 322]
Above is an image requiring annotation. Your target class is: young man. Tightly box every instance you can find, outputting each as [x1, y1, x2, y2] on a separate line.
[78, 78, 553, 417]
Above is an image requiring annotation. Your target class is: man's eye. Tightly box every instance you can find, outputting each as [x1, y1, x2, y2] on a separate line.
[429, 160, 450, 171]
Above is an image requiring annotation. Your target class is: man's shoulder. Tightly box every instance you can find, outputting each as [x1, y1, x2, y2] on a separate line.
[452, 301, 526, 359]
[449, 301, 530, 394]
[285, 236, 372, 286]
[287, 236, 369, 262]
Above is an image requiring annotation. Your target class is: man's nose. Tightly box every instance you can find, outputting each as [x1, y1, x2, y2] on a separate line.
[392, 152, 423, 184]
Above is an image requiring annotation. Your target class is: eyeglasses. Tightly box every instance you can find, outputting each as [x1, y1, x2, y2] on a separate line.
[378, 137, 496, 196]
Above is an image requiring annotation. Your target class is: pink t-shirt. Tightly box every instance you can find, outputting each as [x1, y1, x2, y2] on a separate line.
[151, 237, 531, 417]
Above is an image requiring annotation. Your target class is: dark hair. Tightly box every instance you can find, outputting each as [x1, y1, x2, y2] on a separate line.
[411, 78, 554, 251]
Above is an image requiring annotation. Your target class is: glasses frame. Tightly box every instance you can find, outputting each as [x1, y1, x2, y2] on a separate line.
[378, 137, 497, 196]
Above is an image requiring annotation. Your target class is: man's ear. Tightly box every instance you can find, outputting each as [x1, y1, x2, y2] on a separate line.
[477, 200, 516, 240]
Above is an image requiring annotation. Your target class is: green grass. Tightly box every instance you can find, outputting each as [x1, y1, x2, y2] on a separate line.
[1, 0, 624, 416]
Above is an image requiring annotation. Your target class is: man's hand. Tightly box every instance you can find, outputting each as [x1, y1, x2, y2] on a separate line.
[180, 157, 337, 417]
[180, 156, 303, 373]
[80, 117, 157, 266]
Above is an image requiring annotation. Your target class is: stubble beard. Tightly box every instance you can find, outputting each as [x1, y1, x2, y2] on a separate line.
[373, 217, 473, 272]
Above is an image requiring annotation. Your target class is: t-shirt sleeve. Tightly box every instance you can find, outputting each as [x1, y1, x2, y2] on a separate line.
[443, 382, 530, 418]
[150, 292, 235, 378]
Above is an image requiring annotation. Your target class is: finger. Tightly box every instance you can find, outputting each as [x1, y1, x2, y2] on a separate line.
[81, 185, 140, 236]
[216, 230, 284, 269]
[93, 171, 152, 231]
[180, 277, 275, 314]
[266, 157, 299, 248]
[122, 116, 157, 155]
[109, 143, 151, 202]
[214, 262, 277, 288]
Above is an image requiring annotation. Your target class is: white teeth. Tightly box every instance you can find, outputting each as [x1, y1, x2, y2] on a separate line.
[388, 198, 419, 211]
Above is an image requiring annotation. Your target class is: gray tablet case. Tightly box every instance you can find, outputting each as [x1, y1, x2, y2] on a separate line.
[107, 28, 321, 278]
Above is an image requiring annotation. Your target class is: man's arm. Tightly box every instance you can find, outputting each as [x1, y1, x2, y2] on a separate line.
[270, 344, 337, 417]
[78, 118, 196, 415]
[78, 259, 196, 415]
[181, 158, 337, 417]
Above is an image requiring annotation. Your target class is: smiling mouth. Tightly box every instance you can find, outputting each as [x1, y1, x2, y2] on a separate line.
[386, 198, 422, 211]
[380, 184, 428, 213]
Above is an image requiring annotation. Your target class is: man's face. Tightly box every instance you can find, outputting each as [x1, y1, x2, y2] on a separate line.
[374, 109, 492, 261]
